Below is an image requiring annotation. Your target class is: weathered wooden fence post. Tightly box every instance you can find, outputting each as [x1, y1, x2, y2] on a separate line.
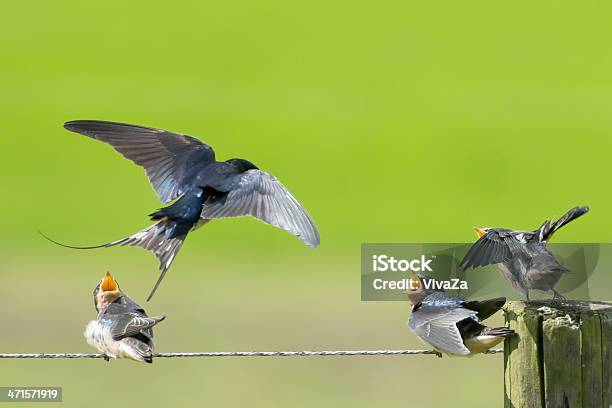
[503, 300, 612, 408]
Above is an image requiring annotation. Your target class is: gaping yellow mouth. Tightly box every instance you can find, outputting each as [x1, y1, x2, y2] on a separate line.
[474, 227, 487, 238]
[100, 272, 119, 292]
[402, 272, 421, 296]
[410, 271, 420, 291]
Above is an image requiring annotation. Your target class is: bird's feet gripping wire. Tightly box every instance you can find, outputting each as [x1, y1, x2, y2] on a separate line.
[103, 354, 111, 362]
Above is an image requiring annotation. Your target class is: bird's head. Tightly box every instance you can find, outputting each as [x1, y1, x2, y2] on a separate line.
[93, 272, 122, 313]
[226, 158, 259, 173]
[474, 227, 490, 238]
[402, 272, 430, 304]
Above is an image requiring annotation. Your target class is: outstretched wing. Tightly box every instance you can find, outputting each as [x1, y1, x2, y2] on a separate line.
[408, 306, 477, 355]
[109, 313, 166, 341]
[64, 120, 216, 203]
[459, 230, 517, 270]
[200, 169, 320, 248]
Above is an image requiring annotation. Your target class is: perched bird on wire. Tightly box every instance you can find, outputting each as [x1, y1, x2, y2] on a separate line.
[459, 206, 589, 300]
[405, 273, 513, 356]
[42, 120, 320, 300]
[85, 272, 166, 363]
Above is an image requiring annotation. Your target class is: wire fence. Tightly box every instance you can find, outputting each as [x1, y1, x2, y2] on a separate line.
[0, 348, 503, 359]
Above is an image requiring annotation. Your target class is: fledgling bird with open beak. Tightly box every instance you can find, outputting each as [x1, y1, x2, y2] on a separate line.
[42, 120, 320, 300]
[85, 272, 166, 363]
[405, 273, 514, 356]
[459, 206, 590, 300]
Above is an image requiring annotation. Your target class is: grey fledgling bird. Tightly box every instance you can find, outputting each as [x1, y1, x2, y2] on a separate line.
[459, 206, 589, 300]
[85, 272, 166, 363]
[405, 273, 513, 356]
[43, 120, 320, 300]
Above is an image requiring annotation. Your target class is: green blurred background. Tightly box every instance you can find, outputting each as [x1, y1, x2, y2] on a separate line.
[1, 0, 612, 406]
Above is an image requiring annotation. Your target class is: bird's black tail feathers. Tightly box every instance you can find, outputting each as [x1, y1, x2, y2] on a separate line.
[539, 206, 590, 241]
[40, 218, 209, 301]
[464, 297, 506, 320]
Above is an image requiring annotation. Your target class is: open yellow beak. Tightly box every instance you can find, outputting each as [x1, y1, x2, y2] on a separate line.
[474, 227, 487, 238]
[100, 272, 119, 292]
[410, 271, 421, 290]
[402, 272, 421, 295]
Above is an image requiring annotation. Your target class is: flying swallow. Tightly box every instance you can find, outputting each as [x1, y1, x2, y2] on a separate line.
[405, 273, 514, 356]
[85, 272, 166, 363]
[459, 206, 589, 300]
[43, 120, 320, 300]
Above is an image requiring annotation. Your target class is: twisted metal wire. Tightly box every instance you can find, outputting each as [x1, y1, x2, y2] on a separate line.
[0, 349, 502, 359]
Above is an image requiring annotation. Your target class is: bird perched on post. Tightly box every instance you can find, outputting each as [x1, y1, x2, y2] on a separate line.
[405, 273, 513, 356]
[459, 206, 589, 300]
[43, 120, 320, 300]
[85, 272, 166, 363]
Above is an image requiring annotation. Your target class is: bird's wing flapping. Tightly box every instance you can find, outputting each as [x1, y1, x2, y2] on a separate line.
[200, 169, 320, 247]
[459, 230, 517, 270]
[109, 313, 166, 341]
[64, 120, 216, 203]
[408, 306, 477, 355]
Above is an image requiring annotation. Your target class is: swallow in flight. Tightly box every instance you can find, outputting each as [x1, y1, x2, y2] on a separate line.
[43, 121, 320, 300]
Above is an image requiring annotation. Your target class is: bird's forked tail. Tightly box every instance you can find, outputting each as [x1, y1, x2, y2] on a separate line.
[40, 218, 209, 301]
